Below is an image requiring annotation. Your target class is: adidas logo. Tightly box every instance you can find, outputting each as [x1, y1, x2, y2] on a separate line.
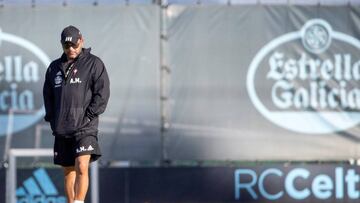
[16, 168, 66, 203]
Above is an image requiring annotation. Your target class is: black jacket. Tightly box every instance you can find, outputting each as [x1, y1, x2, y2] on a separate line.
[43, 48, 110, 137]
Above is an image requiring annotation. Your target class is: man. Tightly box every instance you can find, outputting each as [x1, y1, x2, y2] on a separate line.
[43, 25, 110, 203]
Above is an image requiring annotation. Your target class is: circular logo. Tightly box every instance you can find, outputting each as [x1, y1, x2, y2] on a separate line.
[247, 19, 360, 134]
[54, 76, 62, 85]
[0, 28, 51, 136]
[301, 19, 332, 54]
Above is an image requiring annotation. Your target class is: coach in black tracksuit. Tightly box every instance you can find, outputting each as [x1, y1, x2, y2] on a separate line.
[43, 25, 109, 203]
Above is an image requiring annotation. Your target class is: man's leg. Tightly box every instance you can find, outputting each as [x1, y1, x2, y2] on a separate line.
[74, 154, 91, 201]
[63, 166, 76, 203]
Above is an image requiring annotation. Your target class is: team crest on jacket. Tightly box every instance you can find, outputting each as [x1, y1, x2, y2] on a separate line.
[54, 76, 62, 87]
[54, 71, 62, 87]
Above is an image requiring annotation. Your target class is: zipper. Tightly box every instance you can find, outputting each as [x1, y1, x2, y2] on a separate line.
[64, 63, 75, 84]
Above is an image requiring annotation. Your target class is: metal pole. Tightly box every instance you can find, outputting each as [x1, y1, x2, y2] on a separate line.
[6, 149, 53, 203]
[34, 124, 42, 149]
[159, 0, 170, 163]
[91, 161, 99, 203]
[6, 150, 16, 203]
[4, 109, 14, 163]
[34, 124, 42, 162]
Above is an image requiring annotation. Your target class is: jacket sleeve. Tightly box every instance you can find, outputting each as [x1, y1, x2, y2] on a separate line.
[43, 66, 54, 122]
[85, 58, 110, 120]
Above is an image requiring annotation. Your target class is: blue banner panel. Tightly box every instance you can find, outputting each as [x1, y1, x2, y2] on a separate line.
[128, 167, 235, 203]
[100, 165, 360, 203]
[1, 165, 360, 202]
[16, 168, 77, 203]
[0, 169, 4, 203]
[99, 167, 126, 203]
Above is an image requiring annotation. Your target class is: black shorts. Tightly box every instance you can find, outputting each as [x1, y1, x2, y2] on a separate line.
[53, 134, 101, 167]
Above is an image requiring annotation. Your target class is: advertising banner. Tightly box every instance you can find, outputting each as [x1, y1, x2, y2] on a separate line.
[100, 165, 360, 203]
[0, 165, 359, 202]
[0, 169, 4, 203]
[165, 5, 360, 161]
[15, 168, 68, 203]
[0, 6, 161, 161]
[1, 5, 360, 161]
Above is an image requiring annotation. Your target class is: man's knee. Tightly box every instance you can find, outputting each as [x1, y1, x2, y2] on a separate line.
[63, 166, 75, 176]
[75, 155, 91, 175]
[77, 162, 89, 175]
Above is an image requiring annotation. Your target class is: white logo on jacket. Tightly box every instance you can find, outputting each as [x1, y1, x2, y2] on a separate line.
[70, 77, 82, 84]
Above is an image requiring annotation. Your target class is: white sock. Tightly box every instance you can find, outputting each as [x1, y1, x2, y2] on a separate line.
[73, 201, 84, 203]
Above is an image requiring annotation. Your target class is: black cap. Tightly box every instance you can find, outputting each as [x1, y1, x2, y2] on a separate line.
[61, 25, 82, 44]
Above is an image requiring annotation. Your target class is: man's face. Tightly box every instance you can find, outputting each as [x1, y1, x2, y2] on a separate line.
[62, 38, 83, 60]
